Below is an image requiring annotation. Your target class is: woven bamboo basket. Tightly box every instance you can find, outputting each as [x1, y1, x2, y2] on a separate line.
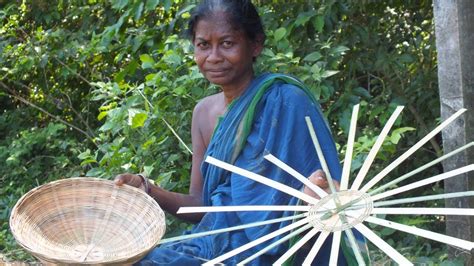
[9, 177, 166, 265]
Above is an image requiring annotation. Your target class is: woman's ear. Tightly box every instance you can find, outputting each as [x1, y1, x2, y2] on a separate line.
[252, 34, 265, 58]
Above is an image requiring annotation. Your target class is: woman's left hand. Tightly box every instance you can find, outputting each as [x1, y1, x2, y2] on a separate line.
[304, 170, 340, 199]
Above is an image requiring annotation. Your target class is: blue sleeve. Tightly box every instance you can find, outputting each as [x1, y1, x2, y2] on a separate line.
[230, 83, 342, 254]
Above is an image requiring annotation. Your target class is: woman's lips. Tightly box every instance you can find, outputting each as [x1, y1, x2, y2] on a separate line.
[206, 69, 228, 77]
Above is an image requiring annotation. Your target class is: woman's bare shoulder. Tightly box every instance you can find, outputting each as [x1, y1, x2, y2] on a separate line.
[193, 92, 224, 115]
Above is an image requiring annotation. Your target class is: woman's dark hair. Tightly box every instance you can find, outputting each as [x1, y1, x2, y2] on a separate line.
[187, 0, 265, 43]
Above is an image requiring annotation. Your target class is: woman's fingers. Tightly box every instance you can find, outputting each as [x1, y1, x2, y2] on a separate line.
[308, 169, 328, 189]
[304, 170, 341, 200]
[114, 173, 143, 189]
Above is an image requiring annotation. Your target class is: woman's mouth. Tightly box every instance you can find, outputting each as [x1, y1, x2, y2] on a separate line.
[206, 69, 228, 77]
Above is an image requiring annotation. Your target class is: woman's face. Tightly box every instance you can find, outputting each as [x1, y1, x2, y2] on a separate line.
[193, 13, 263, 90]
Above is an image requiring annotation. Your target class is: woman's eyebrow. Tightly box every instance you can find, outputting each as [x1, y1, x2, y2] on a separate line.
[219, 34, 234, 39]
[194, 37, 208, 42]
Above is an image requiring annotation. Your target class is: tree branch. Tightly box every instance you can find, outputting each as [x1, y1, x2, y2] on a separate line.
[0, 81, 97, 147]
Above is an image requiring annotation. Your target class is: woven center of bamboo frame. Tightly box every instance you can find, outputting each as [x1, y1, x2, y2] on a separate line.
[308, 190, 373, 232]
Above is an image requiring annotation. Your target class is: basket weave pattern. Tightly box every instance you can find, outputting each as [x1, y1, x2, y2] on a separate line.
[9, 178, 166, 265]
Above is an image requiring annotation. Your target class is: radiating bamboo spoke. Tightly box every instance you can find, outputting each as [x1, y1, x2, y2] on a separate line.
[237, 223, 313, 265]
[366, 216, 474, 250]
[370, 141, 474, 195]
[373, 191, 474, 207]
[361, 108, 467, 193]
[273, 228, 320, 266]
[371, 207, 474, 216]
[179, 108, 473, 266]
[329, 231, 342, 266]
[302, 231, 331, 265]
[264, 154, 328, 198]
[341, 104, 360, 190]
[177, 205, 310, 213]
[159, 213, 307, 245]
[351, 106, 404, 190]
[305, 117, 338, 194]
[343, 228, 366, 266]
[354, 223, 412, 265]
[205, 156, 319, 205]
[371, 164, 474, 201]
[202, 217, 311, 265]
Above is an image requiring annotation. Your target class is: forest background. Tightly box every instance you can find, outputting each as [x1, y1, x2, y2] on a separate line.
[1, 0, 456, 264]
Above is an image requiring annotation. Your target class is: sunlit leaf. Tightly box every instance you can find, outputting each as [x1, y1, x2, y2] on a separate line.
[274, 27, 287, 41]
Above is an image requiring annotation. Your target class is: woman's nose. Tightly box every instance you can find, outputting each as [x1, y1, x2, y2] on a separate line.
[206, 47, 224, 63]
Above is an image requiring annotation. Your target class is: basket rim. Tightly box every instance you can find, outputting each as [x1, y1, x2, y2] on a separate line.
[9, 177, 165, 264]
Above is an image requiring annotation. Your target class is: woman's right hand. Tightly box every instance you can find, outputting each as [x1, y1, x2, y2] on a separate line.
[114, 173, 146, 191]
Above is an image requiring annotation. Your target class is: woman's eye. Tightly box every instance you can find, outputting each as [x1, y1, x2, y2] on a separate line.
[222, 41, 233, 48]
[197, 42, 209, 49]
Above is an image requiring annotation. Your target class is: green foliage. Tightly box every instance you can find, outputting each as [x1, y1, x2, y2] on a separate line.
[0, 0, 453, 263]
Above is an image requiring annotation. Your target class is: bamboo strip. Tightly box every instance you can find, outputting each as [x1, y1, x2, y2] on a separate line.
[273, 228, 320, 266]
[371, 164, 474, 201]
[264, 154, 328, 198]
[305, 114, 358, 256]
[205, 156, 319, 205]
[305, 116, 362, 265]
[351, 106, 404, 190]
[305, 117, 338, 194]
[177, 205, 310, 213]
[373, 191, 474, 207]
[366, 216, 474, 250]
[354, 223, 412, 265]
[361, 108, 467, 193]
[369, 141, 474, 195]
[329, 231, 342, 266]
[237, 223, 313, 265]
[202, 217, 311, 265]
[81, 187, 119, 261]
[136, 88, 193, 155]
[371, 207, 474, 216]
[159, 213, 307, 245]
[341, 104, 360, 190]
[302, 231, 331, 265]
[343, 228, 366, 266]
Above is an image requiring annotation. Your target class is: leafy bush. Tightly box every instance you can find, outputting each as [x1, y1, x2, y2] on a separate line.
[1, 0, 452, 263]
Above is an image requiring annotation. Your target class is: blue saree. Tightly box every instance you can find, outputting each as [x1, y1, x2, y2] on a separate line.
[139, 73, 363, 265]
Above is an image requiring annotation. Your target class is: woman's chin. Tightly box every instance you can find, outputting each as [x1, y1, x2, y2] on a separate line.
[205, 75, 230, 86]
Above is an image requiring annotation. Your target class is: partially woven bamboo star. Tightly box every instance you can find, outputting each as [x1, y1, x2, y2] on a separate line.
[164, 105, 474, 265]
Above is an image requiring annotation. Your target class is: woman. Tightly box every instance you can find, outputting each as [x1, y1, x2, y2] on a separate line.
[115, 0, 362, 265]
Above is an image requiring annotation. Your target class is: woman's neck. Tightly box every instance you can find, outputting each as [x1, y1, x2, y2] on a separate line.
[221, 73, 254, 106]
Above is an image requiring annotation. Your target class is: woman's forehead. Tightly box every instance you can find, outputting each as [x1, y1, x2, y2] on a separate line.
[194, 15, 245, 40]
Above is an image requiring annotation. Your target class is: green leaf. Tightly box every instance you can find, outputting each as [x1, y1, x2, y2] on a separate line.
[303, 52, 322, 62]
[143, 165, 154, 177]
[389, 127, 415, 144]
[111, 0, 129, 10]
[321, 70, 339, 78]
[86, 167, 103, 177]
[134, 2, 144, 21]
[145, 0, 160, 11]
[295, 13, 312, 26]
[140, 54, 155, 69]
[352, 87, 371, 99]
[332, 45, 350, 55]
[128, 110, 148, 128]
[398, 54, 414, 63]
[310, 63, 321, 75]
[97, 111, 108, 121]
[162, 0, 172, 11]
[274, 27, 287, 41]
[134, 115, 147, 129]
[313, 15, 325, 33]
